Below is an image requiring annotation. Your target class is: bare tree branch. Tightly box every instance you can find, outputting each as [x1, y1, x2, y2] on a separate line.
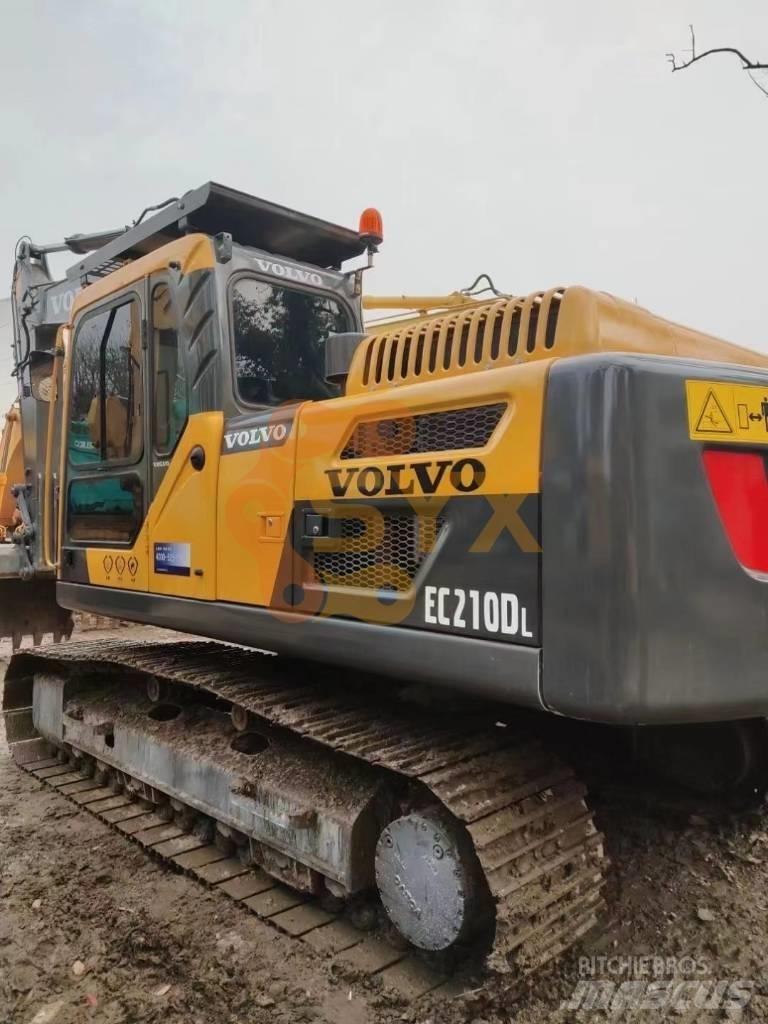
[667, 24, 768, 97]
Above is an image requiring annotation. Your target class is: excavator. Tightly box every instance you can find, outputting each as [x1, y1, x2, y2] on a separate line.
[1, 400, 73, 647]
[2, 182, 768, 989]
[0, 404, 22, 541]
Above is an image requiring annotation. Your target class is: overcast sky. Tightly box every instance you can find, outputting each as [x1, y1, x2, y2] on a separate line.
[2, 1, 768, 412]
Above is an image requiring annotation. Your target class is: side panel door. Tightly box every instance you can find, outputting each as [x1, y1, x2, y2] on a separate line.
[216, 406, 298, 609]
[144, 275, 221, 598]
[146, 412, 222, 597]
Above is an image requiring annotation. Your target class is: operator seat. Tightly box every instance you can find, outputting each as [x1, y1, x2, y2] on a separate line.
[86, 394, 131, 460]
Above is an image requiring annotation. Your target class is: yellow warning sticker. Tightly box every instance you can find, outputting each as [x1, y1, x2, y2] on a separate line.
[687, 380, 768, 444]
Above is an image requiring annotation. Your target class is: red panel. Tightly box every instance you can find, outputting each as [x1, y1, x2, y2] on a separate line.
[702, 448, 768, 573]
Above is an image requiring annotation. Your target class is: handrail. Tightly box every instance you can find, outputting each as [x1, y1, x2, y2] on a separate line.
[362, 293, 473, 311]
[42, 329, 67, 570]
[56, 326, 75, 573]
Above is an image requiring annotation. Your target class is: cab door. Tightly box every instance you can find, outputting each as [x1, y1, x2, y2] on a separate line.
[61, 286, 150, 592]
[145, 275, 221, 599]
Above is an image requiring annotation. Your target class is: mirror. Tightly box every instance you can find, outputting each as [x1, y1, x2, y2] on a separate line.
[29, 351, 55, 402]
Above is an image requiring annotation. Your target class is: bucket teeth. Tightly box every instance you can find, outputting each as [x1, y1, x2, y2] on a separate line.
[10, 622, 74, 651]
[0, 578, 74, 650]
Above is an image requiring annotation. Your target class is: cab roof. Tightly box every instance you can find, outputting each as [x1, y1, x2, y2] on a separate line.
[67, 182, 367, 283]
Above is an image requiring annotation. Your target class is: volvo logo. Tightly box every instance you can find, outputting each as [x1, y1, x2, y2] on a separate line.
[222, 420, 291, 454]
[255, 258, 323, 287]
[325, 458, 486, 497]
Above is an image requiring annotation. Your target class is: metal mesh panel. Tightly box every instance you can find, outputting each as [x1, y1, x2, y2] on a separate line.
[341, 403, 505, 460]
[312, 512, 446, 592]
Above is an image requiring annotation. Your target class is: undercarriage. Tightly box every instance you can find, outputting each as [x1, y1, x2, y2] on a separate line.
[3, 638, 607, 980]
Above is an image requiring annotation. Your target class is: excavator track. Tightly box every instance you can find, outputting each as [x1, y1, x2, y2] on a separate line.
[17, 753, 460, 999]
[3, 638, 607, 996]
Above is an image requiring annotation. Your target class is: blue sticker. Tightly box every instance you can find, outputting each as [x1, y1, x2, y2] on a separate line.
[154, 542, 191, 577]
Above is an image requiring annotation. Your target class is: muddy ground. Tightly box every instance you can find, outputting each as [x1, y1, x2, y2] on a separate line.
[1, 625, 767, 1023]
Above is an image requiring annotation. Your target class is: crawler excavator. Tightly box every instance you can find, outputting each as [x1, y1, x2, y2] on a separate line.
[2, 182, 768, 987]
[1, 399, 73, 647]
[0, 403, 22, 541]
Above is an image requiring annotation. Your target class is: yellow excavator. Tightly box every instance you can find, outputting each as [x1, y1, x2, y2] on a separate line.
[2, 183, 768, 987]
[1, 400, 72, 646]
[0, 403, 22, 540]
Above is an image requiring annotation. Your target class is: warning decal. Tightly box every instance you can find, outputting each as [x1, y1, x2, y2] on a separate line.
[694, 390, 732, 434]
[687, 380, 768, 444]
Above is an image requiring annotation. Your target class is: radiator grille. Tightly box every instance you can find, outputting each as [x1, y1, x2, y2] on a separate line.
[341, 402, 505, 460]
[312, 512, 445, 593]
[356, 288, 565, 390]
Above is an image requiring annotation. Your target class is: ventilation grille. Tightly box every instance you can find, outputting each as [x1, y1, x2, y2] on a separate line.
[312, 512, 445, 593]
[341, 403, 505, 460]
[358, 288, 565, 389]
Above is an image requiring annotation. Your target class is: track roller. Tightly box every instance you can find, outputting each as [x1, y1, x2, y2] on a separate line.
[230, 704, 250, 732]
[146, 676, 170, 704]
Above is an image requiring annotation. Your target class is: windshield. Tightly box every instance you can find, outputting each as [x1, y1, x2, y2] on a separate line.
[231, 277, 350, 406]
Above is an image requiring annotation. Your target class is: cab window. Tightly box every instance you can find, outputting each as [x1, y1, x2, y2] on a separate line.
[67, 475, 142, 544]
[70, 297, 143, 465]
[151, 283, 188, 454]
[231, 277, 349, 407]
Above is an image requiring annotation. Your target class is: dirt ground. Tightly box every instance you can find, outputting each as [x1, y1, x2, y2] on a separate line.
[1, 625, 767, 1024]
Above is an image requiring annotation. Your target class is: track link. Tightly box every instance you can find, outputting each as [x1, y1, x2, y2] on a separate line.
[5, 638, 607, 986]
[19, 752, 455, 1000]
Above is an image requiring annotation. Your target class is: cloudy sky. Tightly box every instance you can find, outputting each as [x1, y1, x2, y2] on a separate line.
[2, 1, 768, 412]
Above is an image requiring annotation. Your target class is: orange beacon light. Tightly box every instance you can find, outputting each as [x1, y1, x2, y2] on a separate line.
[359, 208, 383, 248]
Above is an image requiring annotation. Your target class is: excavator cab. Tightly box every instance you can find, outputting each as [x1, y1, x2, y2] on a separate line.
[3, 183, 369, 644]
[53, 186, 367, 613]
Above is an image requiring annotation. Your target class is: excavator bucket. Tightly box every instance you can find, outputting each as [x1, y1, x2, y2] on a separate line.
[0, 577, 74, 650]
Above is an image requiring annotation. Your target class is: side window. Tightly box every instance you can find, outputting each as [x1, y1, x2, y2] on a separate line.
[67, 476, 142, 544]
[151, 283, 188, 454]
[231, 278, 349, 407]
[70, 298, 143, 465]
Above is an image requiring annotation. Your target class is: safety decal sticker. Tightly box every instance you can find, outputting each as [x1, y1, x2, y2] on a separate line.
[154, 542, 191, 577]
[101, 554, 139, 580]
[686, 380, 768, 444]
